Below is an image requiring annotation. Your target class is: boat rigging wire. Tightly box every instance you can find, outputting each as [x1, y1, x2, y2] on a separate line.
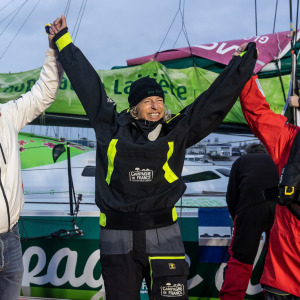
[273, 0, 278, 33]
[0, 0, 41, 62]
[72, 0, 88, 42]
[0, 0, 17, 11]
[0, 0, 28, 37]
[64, 0, 71, 18]
[172, 0, 192, 51]
[156, 6, 180, 53]
[0, 0, 25, 24]
[296, 0, 299, 35]
[255, 0, 258, 36]
[289, 0, 298, 125]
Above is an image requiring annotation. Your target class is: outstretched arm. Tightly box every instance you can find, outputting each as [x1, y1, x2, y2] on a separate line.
[50, 15, 116, 131]
[239, 75, 299, 164]
[6, 29, 63, 132]
[183, 42, 257, 147]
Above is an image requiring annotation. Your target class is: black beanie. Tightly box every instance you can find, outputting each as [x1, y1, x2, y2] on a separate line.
[128, 77, 164, 107]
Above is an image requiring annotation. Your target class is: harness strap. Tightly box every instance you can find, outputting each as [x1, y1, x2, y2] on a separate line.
[100, 207, 177, 230]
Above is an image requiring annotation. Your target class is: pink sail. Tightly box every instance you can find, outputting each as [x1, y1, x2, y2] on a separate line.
[127, 31, 300, 73]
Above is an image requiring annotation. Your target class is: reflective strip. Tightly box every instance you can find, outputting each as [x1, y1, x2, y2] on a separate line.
[172, 207, 177, 221]
[149, 256, 186, 290]
[99, 212, 106, 227]
[105, 139, 118, 184]
[162, 142, 178, 183]
[55, 32, 73, 52]
[239, 51, 246, 57]
[166, 113, 180, 124]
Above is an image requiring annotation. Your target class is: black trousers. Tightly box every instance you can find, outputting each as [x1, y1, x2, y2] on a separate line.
[220, 201, 276, 300]
[100, 225, 189, 300]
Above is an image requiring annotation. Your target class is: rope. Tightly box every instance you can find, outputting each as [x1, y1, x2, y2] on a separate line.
[0, 0, 28, 37]
[178, 0, 192, 53]
[0, 0, 17, 11]
[157, 7, 180, 53]
[156, 0, 192, 61]
[288, 0, 298, 124]
[64, 0, 71, 17]
[275, 60, 287, 104]
[73, 0, 88, 42]
[296, 0, 299, 36]
[273, 0, 278, 33]
[0, 0, 24, 24]
[0, 0, 41, 62]
[255, 0, 258, 36]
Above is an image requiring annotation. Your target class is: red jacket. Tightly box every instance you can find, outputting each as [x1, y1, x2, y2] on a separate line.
[240, 75, 300, 296]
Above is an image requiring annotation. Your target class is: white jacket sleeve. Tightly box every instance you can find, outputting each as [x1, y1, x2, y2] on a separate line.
[5, 48, 64, 132]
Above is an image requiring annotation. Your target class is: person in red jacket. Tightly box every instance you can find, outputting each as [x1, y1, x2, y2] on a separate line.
[238, 43, 300, 299]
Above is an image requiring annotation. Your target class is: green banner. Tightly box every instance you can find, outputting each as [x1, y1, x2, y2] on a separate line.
[0, 61, 290, 125]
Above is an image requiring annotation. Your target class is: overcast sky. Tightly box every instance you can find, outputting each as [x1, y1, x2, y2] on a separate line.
[0, 0, 299, 73]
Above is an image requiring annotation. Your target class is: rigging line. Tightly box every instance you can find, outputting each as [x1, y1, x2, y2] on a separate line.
[254, 0, 258, 36]
[273, 0, 278, 33]
[0, 0, 41, 62]
[0, 0, 27, 38]
[296, 0, 300, 46]
[0, 2, 26, 25]
[64, 0, 71, 18]
[73, 0, 87, 42]
[172, 28, 183, 49]
[173, 0, 192, 53]
[0, 0, 17, 11]
[180, 9, 192, 51]
[275, 60, 287, 104]
[71, 0, 85, 38]
[157, 7, 181, 53]
[0, 0, 24, 24]
[173, 0, 183, 48]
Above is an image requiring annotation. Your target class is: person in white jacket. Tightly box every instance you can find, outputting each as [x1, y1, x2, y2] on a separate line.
[0, 30, 63, 300]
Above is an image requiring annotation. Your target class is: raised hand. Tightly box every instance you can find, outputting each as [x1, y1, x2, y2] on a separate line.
[50, 14, 68, 35]
[233, 43, 259, 58]
[288, 95, 300, 107]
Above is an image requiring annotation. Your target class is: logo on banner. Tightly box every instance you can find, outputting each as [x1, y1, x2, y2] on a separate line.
[161, 283, 184, 297]
[129, 168, 153, 182]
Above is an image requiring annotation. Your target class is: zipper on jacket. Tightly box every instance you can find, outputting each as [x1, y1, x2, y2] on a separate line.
[0, 143, 6, 165]
[0, 143, 10, 231]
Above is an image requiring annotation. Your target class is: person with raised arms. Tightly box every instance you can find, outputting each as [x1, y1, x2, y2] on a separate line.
[238, 42, 300, 300]
[49, 15, 256, 300]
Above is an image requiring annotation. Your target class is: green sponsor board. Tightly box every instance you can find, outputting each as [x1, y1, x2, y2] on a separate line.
[0, 61, 290, 126]
[20, 211, 264, 300]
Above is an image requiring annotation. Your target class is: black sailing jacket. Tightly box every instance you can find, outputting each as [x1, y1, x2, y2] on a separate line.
[55, 31, 257, 213]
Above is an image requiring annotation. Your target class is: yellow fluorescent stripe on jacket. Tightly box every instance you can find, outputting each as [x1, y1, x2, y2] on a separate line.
[105, 139, 118, 184]
[163, 141, 178, 183]
[56, 32, 73, 52]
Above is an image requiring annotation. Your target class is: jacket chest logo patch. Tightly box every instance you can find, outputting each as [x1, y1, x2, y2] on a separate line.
[129, 168, 153, 182]
[161, 283, 185, 297]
